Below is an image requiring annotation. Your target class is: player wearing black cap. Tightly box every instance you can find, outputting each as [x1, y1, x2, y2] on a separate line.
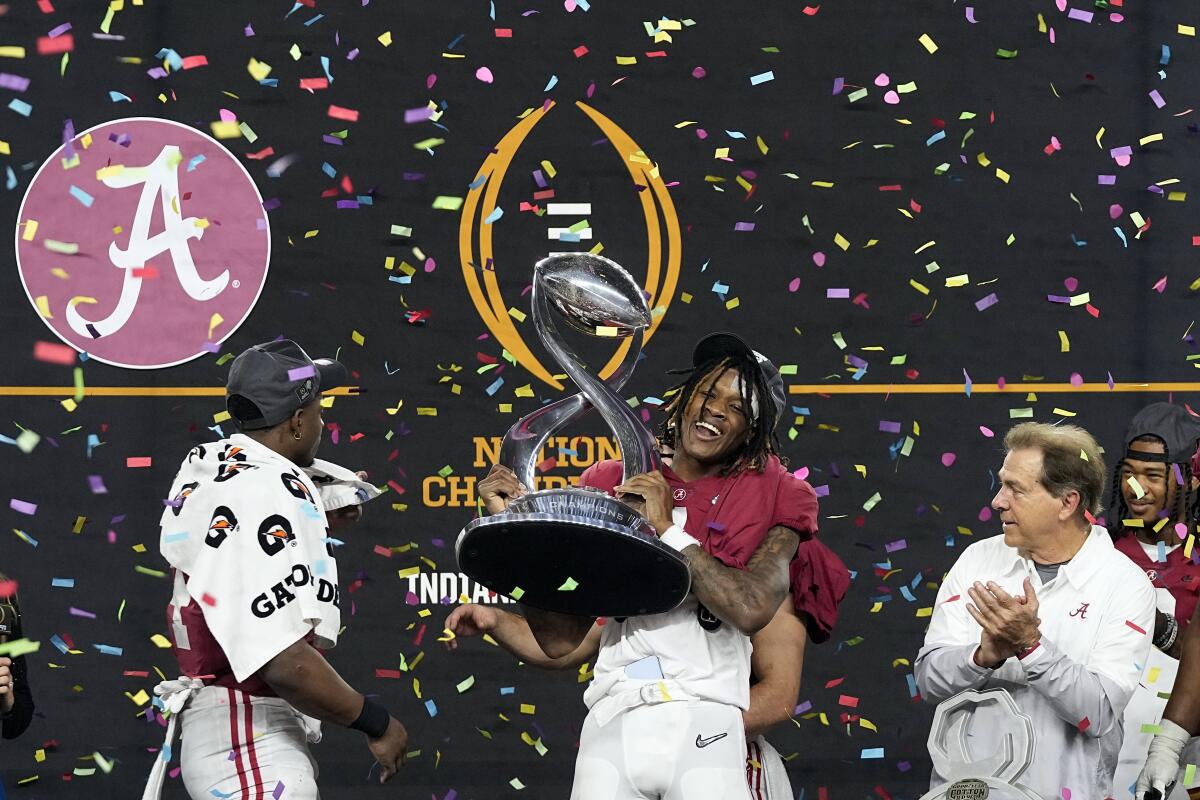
[142, 340, 408, 800]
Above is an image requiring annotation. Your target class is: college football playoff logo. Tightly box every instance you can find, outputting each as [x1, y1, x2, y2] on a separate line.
[459, 101, 681, 389]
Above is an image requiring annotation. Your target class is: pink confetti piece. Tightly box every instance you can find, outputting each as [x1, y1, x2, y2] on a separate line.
[941, 452, 957, 467]
[1069, 372, 1084, 387]
[126, 457, 152, 468]
[884, 90, 900, 104]
[10, 499, 37, 515]
[812, 251, 826, 267]
[978, 506, 992, 522]
[692, 66, 706, 79]
[980, 426, 995, 438]
[787, 277, 801, 292]
[287, 365, 316, 381]
[475, 66, 494, 83]
[873, 72, 890, 87]
[974, 292, 998, 311]
[1125, 620, 1147, 635]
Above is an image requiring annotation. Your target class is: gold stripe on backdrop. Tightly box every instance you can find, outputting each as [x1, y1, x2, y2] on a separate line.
[0, 387, 361, 397]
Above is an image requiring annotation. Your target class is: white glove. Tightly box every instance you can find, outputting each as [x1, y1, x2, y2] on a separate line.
[1137, 717, 1189, 799]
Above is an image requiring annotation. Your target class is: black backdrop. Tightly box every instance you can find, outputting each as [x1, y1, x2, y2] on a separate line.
[2, 1, 1198, 797]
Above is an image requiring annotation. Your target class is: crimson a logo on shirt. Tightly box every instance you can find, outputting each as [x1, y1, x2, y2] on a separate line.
[15, 117, 270, 369]
[1146, 569, 1160, 582]
[673, 488, 687, 502]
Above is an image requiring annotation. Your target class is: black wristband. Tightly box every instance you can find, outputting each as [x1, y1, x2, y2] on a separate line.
[349, 697, 391, 739]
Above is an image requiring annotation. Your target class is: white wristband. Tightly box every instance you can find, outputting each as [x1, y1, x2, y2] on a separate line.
[660, 524, 701, 552]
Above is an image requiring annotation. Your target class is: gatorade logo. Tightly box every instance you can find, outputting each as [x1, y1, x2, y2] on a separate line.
[15, 117, 270, 368]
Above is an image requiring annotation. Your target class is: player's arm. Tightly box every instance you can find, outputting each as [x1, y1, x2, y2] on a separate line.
[744, 596, 807, 739]
[445, 604, 602, 668]
[616, 472, 799, 636]
[259, 639, 366, 724]
[1161, 603, 1200, 732]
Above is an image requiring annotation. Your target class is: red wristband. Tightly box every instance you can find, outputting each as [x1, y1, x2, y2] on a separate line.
[1017, 641, 1041, 660]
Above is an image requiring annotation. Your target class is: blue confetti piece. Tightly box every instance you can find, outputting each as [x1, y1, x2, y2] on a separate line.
[500, 686, 515, 695]
[1113, 226, 1128, 247]
[861, 747, 885, 759]
[8, 98, 32, 116]
[424, 698, 438, 717]
[69, 185, 94, 207]
[544, 75, 558, 92]
[899, 586, 917, 602]
[5, 165, 15, 191]
[468, 174, 487, 190]
[485, 376, 504, 396]
[483, 206, 504, 224]
[321, 162, 336, 178]
[905, 674, 918, 698]
[575, 0, 590, 10]
[108, 91, 131, 103]
[51, 577, 75, 588]
[303, 13, 325, 26]
[1162, 44, 1172, 66]
[749, 70, 775, 86]
[556, 232, 581, 243]
[711, 280, 730, 296]
[94, 644, 124, 656]
[724, 130, 747, 139]
[162, 531, 189, 544]
[50, 634, 68, 654]
[155, 47, 183, 71]
[389, 275, 412, 284]
[1158, 541, 1168, 562]
[925, 130, 946, 146]
[187, 154, 206, 172]
[320, 55, 332, 83]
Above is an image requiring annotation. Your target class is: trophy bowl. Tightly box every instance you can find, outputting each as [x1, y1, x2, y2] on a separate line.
[455, 252, 692, 618]
[457, 488, 693, 617]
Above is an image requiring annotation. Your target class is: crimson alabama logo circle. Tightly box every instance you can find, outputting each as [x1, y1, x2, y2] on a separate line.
[15, 117, 270, 369]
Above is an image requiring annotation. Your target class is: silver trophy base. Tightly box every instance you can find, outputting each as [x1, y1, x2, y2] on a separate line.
[456, 489, 692, 617]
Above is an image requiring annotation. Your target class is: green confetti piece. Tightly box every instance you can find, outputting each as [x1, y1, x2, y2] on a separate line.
[389, 225, 412, 237]
[509, 778, 526, 790]
[1141, 723, 1162, 734]
[432, 195, 463, 211]
[567, 219, 590, 233]
[437, 465, 454, 478]
[0, 638, 40, 658]
[995, 48, 1019, 59]
[456, 675, 476, 693]
[117, 598, 126, 622]
[557, 577, 579, 591]
[778, 364, 798, 375]
[863, 492, 882, 512]
[1185, 763, 1196, 784]
[510, 586, 525, 600]
[847, 87, 869, 103]
[134, 565, 167, 578]
[413, 137, 446, 150]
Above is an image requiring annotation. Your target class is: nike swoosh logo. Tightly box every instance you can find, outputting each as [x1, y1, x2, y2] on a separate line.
[695, 732, 729, 748]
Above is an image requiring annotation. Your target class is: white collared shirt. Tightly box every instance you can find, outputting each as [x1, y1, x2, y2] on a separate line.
[915, 525, 1155, 799]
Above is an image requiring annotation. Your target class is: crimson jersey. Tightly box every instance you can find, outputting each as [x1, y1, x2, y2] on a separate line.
[167, 570, 299, 696]
[1113, 533, 1200, 630]
[579, 456, 849, 641]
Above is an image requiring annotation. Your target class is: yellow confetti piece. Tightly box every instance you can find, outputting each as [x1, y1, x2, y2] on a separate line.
[916, 607, 932, 618]
[910, 279, 930, 295]
[725, 297, 740, 310]
[520, 703, 536, 714]
[0, 46, 28, 58]
[247, 58, 272, 82]
[833, 233, 850, 251]
[1180, 24, 1196, 36]
[209, 120, 242, 140]
[1140, 133, 1165, 146]
[351, 330, 365, 346]
[615, 55, 638, 65]
[508, 307, 527, 322]
[918, 34, 938, 53]
[995, 167, 1010, 183]
[1127, 476, 1146, 500]
[1058, 330, 1070, 352]
[398, 566, 420, 578]
[61, 398, 78, 412]
[150, 633, 172, 648]
[378, 31, 393, 47]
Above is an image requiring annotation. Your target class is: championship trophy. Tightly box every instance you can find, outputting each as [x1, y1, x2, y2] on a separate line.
[919, 689, 1041, 800]
[455, 252, 691, 618]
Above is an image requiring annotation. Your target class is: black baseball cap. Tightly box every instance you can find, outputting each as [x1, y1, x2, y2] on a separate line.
[1124, 402, 1200, 464]
[226, 339, 348, 431]
[692, 332, 787, 430]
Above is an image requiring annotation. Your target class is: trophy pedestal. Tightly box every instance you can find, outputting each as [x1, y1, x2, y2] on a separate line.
[456, 489, 691, 617]
[918, 689, 1042, 800]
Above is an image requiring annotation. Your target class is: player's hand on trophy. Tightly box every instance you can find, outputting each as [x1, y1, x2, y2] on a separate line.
[367, 716, 409, 783]
[0, 657, 14, 712]
[444, 604, 499, 649]
[614, 471, 674, 535]
[1137, 717, 1188, 798]
[477, 464, 528, 516]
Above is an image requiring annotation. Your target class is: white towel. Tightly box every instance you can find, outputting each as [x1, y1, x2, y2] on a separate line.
[159, 434, 341, 683]
[303, 458, 382, 511]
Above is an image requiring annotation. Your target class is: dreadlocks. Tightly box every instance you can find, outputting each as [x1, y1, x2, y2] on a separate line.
[1107, 434, 1200, 540]
[656, 354, 782, 475]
